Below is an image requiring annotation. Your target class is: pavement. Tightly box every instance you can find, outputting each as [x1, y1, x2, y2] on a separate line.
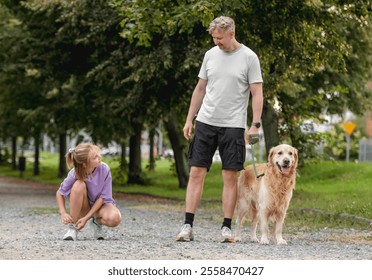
[0, 175, 371, 261]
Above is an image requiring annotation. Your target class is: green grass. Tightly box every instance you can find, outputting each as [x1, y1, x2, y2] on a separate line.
[0, 152, 62, 185]
[294, 161, 371, 218]
[286, 161, 372, 230]
[26, 207, 60, 215]
[1, 152, 371, 230]
[113, 159, 226, 201]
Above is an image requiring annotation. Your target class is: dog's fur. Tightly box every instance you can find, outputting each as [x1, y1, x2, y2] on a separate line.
[235, 144, 298, 245]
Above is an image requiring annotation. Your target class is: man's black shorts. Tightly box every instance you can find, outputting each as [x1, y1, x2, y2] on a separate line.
[188, 121, 246, 171]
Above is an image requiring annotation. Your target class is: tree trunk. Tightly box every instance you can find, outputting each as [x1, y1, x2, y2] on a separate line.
[11, 136, 17, 170]
[164, 115, 189, 189]
[33, 133, 40, 176]
[127, 121, 144, 184]
[58, 133, 67, 178]
[148, 128, 155, 171]
[262, 101, 280, 157]
[120, 140, 127, 171]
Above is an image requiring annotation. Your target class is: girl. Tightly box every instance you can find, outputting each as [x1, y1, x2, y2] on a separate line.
[56, 143, 122, 241]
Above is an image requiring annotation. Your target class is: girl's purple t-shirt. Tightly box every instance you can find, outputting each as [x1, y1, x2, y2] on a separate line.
[58, 162, 115, 205]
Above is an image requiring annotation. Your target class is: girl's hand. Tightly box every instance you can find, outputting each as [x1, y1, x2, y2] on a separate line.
[61, 213, 74, 225]
[75, 216, 89, 230]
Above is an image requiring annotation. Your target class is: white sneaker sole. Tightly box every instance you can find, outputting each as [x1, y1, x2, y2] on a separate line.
[176, 236, 194, 242]
[63, 236, 75, 241]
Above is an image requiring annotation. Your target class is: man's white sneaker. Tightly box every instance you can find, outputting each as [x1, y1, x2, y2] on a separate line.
[176, 224, 194, 241]
[90, 217, 104, 240]
[63, 224, 78, 241]
[221, 226, 235, 243]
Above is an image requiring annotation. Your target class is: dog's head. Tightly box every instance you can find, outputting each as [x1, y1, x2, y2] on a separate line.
[268, 144, 298, 175]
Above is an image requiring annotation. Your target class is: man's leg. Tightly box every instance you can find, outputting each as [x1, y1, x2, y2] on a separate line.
[221, 169, 238, 242]
[185, 166, 207, 214]
[222, 169, 238, 219]
[176, 166, 207, 241]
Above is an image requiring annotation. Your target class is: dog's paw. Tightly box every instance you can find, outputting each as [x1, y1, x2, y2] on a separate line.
[251, 237, 259, 243]
[259, 238, 270, 245]
[276, 238, 287, 245]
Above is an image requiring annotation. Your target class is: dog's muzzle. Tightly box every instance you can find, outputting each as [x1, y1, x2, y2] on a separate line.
[276, 159, 291, 173]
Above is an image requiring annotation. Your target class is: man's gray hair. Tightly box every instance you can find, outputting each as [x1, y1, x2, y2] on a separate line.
[208, 16, 235, 33]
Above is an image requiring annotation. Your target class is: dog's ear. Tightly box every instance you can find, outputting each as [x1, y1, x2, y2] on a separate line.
[268, 147, 276, 166]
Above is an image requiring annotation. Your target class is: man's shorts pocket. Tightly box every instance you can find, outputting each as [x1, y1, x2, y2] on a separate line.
[236, 138, 246, 164]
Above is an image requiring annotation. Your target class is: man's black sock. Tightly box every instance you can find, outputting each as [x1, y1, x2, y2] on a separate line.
[222, 218, 232, 229]
[185, 212, 195, 227]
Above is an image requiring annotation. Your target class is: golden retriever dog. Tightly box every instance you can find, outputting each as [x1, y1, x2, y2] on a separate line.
[235, 144, 298, 245]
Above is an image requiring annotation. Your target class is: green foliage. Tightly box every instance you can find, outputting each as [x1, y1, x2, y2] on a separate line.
[1, 0, 371, 189]
[322, 124, 363, 161]
[112, 0, 216, 47]
[0, 147, 10, 165]
[238, 0, 372, 153]
[109, 158, 128, 186]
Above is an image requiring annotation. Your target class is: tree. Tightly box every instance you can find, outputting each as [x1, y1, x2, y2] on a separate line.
[0, 2, 35, 171]
[1, 0, 370, 187]
[112, 0, 217, 187]
[114, 0, 371, 166]
[2, 0, 134, 178]
[1, 0, 84, 177]
[247, 0, 372, 159]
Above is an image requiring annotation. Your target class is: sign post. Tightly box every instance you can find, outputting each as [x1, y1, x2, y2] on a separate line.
[343, 122, 356, 162]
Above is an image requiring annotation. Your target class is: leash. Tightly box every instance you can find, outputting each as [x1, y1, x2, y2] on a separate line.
[248, 134, 264, 179]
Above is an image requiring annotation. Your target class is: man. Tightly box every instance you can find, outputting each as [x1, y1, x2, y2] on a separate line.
[176, 16, 263, 242]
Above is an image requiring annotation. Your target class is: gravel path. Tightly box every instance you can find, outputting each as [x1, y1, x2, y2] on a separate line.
[0, 176, 371, 260]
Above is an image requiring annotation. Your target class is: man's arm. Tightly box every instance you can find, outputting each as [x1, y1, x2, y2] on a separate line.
[247, 82, 263, 137]
[183, 78, 207, 140]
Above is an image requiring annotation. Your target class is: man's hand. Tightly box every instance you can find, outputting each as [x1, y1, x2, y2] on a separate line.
[246, 126, 260, 145]
[183, 121, 194, 140]
[248, 134, 260, 145]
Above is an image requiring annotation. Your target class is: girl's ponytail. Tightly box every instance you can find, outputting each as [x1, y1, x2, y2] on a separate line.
[65, 148, 75, 169]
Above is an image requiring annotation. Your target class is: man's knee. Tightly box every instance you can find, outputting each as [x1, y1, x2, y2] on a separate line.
[189, 166, 207, 178]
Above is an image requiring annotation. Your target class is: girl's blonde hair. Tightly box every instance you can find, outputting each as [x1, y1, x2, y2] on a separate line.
[65, 143, 101, 180]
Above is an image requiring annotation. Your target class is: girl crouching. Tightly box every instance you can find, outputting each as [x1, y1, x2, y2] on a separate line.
[56, 143, 121, 240]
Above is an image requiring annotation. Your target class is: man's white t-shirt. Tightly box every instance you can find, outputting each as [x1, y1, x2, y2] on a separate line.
[196, 44, 263, 129]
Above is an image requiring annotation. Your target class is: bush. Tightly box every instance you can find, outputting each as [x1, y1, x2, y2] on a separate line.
[322, 124, 361, 161]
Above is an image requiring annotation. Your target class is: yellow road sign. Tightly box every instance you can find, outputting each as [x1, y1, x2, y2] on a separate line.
[343, 122, 356, 136]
